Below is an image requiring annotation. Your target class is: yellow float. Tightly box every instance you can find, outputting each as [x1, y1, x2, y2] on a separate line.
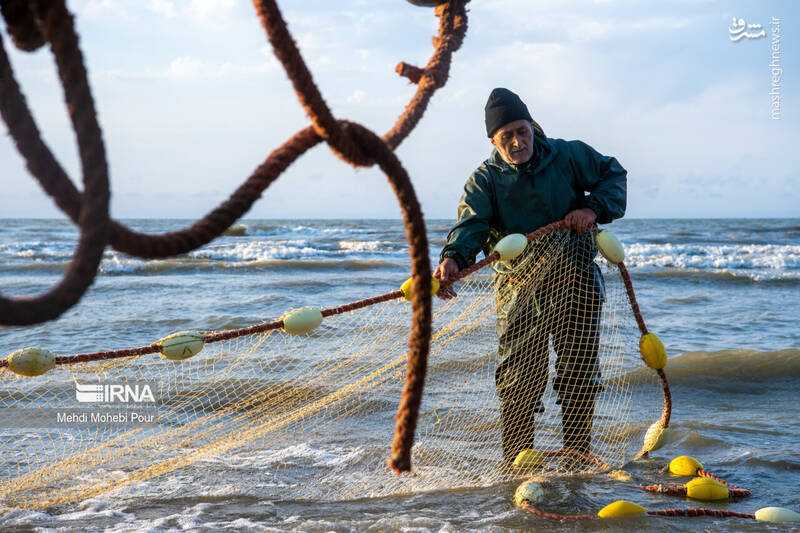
[685, 477, 729, 501]
[639, 333, 667, 369]
[513, 449, 544, 469]
[597, 500, 646, 518]
[400, 276, 440, 301]
[669, 456, 702, 476]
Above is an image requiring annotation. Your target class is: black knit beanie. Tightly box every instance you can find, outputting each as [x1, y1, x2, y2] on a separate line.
[484, 88, 533, 138]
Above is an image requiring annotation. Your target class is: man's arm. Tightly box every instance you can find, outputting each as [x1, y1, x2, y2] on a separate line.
[435, 169, 494, 299]
[570, 141, 627, 224]
[439, 169, 494, 269]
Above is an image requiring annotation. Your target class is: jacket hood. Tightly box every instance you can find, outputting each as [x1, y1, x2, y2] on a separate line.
[486, 128, 558, 173]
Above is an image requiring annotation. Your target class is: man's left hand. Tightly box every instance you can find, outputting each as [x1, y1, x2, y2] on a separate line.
[564, 208, 597, 234]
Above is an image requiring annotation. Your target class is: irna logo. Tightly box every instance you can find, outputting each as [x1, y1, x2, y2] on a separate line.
[75, 382, 156, 403]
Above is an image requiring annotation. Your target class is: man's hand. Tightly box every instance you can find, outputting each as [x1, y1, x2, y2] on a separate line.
[433, 258, 459, 300]
[564, 208, 597, 234]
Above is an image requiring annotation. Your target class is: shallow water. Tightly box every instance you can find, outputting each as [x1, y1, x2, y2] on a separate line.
[0, 218, 798, 531]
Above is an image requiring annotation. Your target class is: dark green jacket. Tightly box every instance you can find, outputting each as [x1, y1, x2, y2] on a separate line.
[440, 130, 627, 269]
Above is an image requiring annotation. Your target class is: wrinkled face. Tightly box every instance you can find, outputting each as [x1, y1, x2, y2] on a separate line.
[491, 119, 533, 165]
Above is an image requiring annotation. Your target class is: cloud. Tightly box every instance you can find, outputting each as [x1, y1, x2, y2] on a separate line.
[79, 0, 133, 20]
[91, 55, 280, 82]
[169, 56, 205, 78]
[147, 0, 177, 18]
[346, 89, 367, 104]
[184, 0, 236, 24]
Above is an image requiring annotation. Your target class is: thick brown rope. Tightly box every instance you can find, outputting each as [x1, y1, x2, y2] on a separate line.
[0, 0, 468, 274]
[384, 2, 468, 150]
[0, 0, 44, 51]
[1, 0, 467, 475]
[0, 5, 110, 326]
[656, 368, 672, 428]
[618, 262, 648, 335]
[252, 0, 372, 167]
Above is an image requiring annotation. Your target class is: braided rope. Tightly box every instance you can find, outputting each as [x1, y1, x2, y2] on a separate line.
[0, 2, 110, 326]
[0, 0, 468, 296]
[0, 0, 470, 473]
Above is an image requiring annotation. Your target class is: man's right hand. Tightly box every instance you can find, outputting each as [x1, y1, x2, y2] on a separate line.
[433, 258, 459, 300]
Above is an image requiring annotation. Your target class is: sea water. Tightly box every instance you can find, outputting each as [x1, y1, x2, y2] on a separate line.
[0, 218, 798, 532]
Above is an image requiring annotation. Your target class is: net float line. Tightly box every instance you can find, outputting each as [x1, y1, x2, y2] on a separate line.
[2, 220, 623, 372]
[2, 222, 569, 367]
[0, 218, 667, 472]
[616, 257, 672, 457]
[521, 502, 757, 521]
[637, 483, 751, 500]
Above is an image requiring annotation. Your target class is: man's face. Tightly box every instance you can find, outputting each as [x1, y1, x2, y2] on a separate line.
[490, 119, 533, 165]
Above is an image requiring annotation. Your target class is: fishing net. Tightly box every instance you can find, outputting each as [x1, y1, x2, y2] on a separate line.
[0, 226, 665, 510]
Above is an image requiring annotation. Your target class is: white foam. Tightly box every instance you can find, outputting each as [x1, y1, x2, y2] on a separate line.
[190, 240, 321, 262]
[203, 443, 367, 469]
[0, 508, 53, 525]
[0, 241, 74, 260]
[624, 243, 800, 279]
[338, 239, 390, 252]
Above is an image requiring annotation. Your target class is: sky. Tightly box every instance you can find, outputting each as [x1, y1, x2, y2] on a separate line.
[1, 0, 797, 220]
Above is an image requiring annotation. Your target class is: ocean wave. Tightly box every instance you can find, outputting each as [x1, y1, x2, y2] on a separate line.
[97, 257, 402, 274]
[624, 243, 800, 272]
[222, 224, 248, 236]
[188, 241, 321, 262]
[0, 241, 75, 261]
[337, 239, 395, 253]
[627, 349, 800, 385]
[633, 269, 800, 283]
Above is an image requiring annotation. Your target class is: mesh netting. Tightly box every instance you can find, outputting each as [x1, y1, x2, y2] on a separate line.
[0, 228, 662, 510]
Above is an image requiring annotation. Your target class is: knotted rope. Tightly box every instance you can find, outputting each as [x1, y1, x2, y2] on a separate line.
[0, 0, 470, 473]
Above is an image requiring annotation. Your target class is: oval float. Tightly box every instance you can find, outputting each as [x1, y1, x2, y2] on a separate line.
[513, 449, 544, 469]
[159, 331, 205, 360]
[597, 500, 646, 518]
[669, 456, 702, 477]
[755, 507, 800, 523]
[282, 307, 323, 335]
[7, 347, 56, 377]
[400, 276, 440, 301]
[596, 229, 625, 264]
[686, 477, 729, 501]
[493, 233, 528, 261]
[639, 333, 667, 370]
[514, 480, 544, 506]
[643, 420, 669, 452]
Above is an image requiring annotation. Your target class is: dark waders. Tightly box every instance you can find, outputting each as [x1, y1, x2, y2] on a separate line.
[494, 237, 604, 464]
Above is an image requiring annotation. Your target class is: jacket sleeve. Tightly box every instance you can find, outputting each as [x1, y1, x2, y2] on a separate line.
[439, 169, 494, 269]
[570, 141, 627, 224]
